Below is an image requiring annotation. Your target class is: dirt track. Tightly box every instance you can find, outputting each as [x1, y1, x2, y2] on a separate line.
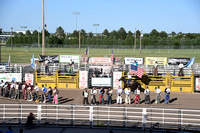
[0, 89, 200, 109]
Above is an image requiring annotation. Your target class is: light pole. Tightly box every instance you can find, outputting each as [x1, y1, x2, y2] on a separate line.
[38, 27, 40, 48]
[93, 24, 100, 36]
[140, 30, 142, 54]
[73, 12, 80, 31]
[42, 0, 45, 55]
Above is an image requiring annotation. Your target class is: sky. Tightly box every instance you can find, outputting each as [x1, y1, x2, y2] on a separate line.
[0, 0, 200, 34]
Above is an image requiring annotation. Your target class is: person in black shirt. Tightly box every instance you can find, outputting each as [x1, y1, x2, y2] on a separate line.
[48, 87, 53, 103]
[26, 112, 35, 129]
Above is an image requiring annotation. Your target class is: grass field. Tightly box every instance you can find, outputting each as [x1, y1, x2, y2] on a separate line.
[1, 46, 199, 64]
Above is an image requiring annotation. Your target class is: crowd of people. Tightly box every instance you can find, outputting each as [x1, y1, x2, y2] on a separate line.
[0, 80, 59, 104]
[82, 86, 171, 105]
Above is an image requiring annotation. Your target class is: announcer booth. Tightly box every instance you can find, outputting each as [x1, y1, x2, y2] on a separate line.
[86, 57, 122, 88]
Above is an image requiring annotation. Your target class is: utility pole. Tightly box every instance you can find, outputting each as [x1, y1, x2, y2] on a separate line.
[140, 30, 142, 54]
[11, 27, 13, 51]
[79, 30, 81, 54]
[42, 0, 45, 55]
[73, 12, 80, 31]
[93, 24, 100, 36]
[38, 27, 41, 48]
[134, 28, 136, 52]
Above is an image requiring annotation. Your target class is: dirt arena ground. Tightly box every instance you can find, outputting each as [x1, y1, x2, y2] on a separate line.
[0, 89, 200, 109]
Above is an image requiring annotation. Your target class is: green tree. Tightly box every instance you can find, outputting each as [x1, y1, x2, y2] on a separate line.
[71, 30, 79, 38]
[171, 31, 176, 36]
[102, 29, 109, 37]
[136, 30, 141, 38]
[118, 27, 127, 40]
[56, 26, 65, 38]
[88, 32, 93, 38]
[160, 31, 168, 38]
[150, 29, 159, 37]
[80, 29, 86, 37]
[26, 30, 32, 36]
[110, 30, 118, 39]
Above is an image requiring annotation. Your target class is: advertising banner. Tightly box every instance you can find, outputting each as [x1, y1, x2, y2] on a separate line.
[39, 55, 59, 63]
[168, 58, 190, 65]
[113, 72, 122, 89]
[195, 78, 200, 91]
[0, 73, 22, 82]
[60, 55, 80, 63]
[91, 77, 111, 86]
[79, 71, 88, 89]
[89, 57, 112, 65]
[124, 57, 144, 65]
[145, 57, 168, 65]
[25, 73, 34, 85]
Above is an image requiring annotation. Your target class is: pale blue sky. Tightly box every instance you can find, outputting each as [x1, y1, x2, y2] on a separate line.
[0, 0, 200, 33]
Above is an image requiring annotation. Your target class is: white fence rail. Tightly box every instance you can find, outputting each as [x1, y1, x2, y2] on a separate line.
[0, 104, 200, 131]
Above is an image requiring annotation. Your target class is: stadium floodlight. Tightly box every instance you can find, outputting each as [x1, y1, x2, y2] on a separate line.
[93, 24, 100, 36]
[73, 12, 80, 31]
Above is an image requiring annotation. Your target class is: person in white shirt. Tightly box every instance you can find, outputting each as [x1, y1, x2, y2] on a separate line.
[155, 86, 161, 104]
[91, 87, 97, 105]
[10, 81, 16, 99]
[153, 61, 158, 76]
[116, 86, 123, 104]
[14, 82, 19, 99]
[44, 58, 49, 73]
[0, 80, 5, 96]
[125, 87, 131, 104]
[134, 87, 140, 104]
[144, 86, 151, 104]
[82, 88, 89, 105]
[165, 86, 171, 104]
[178, 61, 184, 76]
[34, 83, 40, 102]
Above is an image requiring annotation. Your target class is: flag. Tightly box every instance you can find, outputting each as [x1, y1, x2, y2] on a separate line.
[8, 55, 10, 67]
[111, 49, 114, 63]
[84, 47, 89, 55]
[130, 64, 144, 78]
[31, 54, 34, 69]
[185, 57, 195, 67]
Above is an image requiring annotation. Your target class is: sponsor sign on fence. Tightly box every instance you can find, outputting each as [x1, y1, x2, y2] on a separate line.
[195, 78, 200, 91]
[113, 72, 122, 89]
[124, 57, 144, 65]
[89, 57, 112, 65]
[91, 77, 111, 86]
[168, 58, 190, 65]
[59, 55, 80, 63]
[25, 73, 34, 85]
[0, 73, 21, 82]
[145, 57, 168, 65]
[79, 71, 88, 89]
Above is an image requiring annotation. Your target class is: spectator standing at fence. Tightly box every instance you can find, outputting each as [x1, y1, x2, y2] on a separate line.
[53, 87, 59, 104]
[45, 58, 49, 73]
[14, 82, 20, 99]
[6, 126, 13, 133]
[155, 86, 161, 104]
[69, 59, 74, 73]
[134, 87, 141, 104]
[26, 112, 35, 129]
[82, 88, 89, 105]
[165, 86, 171, 104]
[178, 61, 184, 76]
[27, 83, 33, 101]
[48, 86, 53, 103]
[22, 82, 27, 100]
[0, 80, 5, 96]
[125, 87, 131, 104]
[10, 81, 15, 99]
[117, 86, 123, 104]
[153, 61, 158, 76]
[41, 85, 47, 103]
[34, 83, 40, 102]
[144, 86, 151, 104]
[99, 87, 105, 104]
[107, 88, 113, 104]
[4, 82, 10, 97]
[91, 87, 97, 105]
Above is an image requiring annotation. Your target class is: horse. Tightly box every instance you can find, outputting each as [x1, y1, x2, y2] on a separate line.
[118, 76, 141, 91]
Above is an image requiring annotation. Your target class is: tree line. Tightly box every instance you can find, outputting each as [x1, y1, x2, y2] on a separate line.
[6, 27, 200, 48]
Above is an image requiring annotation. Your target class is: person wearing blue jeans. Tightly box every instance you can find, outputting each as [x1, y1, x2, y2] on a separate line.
[106, 88, 113, 104]
[165, 86, 171, 104]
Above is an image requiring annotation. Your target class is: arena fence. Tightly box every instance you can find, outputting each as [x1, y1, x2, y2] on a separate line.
[0, 104, 200, 131]
[123, 72, 194, 92]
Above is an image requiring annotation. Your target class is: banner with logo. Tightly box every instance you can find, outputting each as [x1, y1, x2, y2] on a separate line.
[25, 73, 34, 85]
[79, 71, 88, 89]
[113, 72, 122, 89]
[195, 78, 200, 91]
[0, 73, 22, 82]
[91, 77, 112, 86]
[168, 58, 190, 65]
[145, 57, 168, 65]
[124, 57, 144, 65]
[89, 57, 112, 65]
[60, 55, 80, 63]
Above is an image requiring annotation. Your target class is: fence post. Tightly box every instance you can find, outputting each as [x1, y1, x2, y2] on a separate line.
[89, 106, 93, 128]
[37, 105, 42, 125]
[142, 108, 147, 130]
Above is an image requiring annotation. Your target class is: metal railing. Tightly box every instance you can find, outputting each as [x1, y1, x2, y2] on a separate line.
[0, 104, 200, 131]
